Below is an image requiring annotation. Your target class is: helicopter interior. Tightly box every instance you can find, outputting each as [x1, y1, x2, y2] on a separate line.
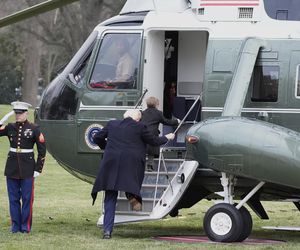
[146, 30, 208, 146]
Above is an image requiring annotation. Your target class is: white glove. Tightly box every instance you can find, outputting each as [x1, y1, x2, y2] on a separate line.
[0, 111, 14, 125]
[177, 118, 181, 124]
[34, 171, 40, 178]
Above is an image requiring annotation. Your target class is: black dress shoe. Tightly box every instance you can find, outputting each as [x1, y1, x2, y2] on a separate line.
[146, 165, 154, 172]
[103, 231, 111, 239]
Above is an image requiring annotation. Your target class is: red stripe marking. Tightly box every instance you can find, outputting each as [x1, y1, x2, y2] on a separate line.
[157, 236, 208, 242]
[201, 3, 259, 6]
[202, 0, 259, 1]
[200, 0, 260, 6]
[27, 178, 34, 232]
[154, 236, 285, 244]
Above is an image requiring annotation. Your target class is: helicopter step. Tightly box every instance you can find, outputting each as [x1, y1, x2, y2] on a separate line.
[97, 148, 198, 225]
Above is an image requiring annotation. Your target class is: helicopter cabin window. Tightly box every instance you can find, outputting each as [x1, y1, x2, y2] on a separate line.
[264, 0, 300, 21]
[89, 33, 141, 90]
[251, 66, 279, 102]
[296, 65, 300, 98]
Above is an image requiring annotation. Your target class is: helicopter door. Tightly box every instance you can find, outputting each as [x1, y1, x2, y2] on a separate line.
[287, 51, 300, 132]
[163, 30, 208, 146]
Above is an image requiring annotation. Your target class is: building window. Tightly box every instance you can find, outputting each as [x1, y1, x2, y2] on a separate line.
[251, 66, 279, 102]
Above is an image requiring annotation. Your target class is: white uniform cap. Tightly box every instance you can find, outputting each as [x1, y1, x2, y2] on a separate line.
[11, 101, 32, 111]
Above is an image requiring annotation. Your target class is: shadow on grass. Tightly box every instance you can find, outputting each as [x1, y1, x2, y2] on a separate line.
[114, 223, 200, 239]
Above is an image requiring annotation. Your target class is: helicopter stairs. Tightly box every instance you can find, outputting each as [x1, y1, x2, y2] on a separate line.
[97, 147, 198, 225]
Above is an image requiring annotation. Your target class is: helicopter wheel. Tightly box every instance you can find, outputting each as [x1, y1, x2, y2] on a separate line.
[236, 205, 252, 242]
[169, 209, 179, 217]
[203, 203, 243, 242]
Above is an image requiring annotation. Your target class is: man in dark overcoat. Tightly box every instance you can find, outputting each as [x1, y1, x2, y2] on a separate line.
[141, 96, 179, 171]
[91, 109, 174, 239]
[0, 101, 46, 233]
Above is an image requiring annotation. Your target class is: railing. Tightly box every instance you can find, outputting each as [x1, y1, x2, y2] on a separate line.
[152, 96, 201, 209]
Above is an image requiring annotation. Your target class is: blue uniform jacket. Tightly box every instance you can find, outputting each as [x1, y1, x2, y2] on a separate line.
[0, 120, 46, 179]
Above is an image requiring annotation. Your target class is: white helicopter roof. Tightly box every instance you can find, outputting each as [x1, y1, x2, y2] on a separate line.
[120, 0, 189, 14]
[96, 0, 300, 40]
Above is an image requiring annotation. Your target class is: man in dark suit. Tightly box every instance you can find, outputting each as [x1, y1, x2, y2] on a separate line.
[91, 109, 174, 239]
[141, 96, 179, 171]
[0, 101, 46, 233]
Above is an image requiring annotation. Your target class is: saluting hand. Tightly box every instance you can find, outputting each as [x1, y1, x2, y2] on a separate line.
[0, 111, 14, 125]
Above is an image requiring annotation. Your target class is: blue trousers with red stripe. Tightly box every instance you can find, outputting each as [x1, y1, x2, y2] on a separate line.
[6, 177, 34, 233]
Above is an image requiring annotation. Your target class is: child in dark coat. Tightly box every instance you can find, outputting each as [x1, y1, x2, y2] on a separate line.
[141, 96, 179, 171]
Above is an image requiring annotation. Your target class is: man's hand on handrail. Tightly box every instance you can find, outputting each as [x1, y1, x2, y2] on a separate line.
[165, 133, 175, 140]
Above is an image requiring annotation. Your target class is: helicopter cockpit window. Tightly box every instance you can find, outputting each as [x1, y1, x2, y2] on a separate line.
[68, 51, 92, 86]
[89, 33, 141, 90]
[67, 34, 97, 87]
[251, 66, 279, 102]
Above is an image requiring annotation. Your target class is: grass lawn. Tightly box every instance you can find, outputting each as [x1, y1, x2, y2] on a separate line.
[0, 105, 300, 249]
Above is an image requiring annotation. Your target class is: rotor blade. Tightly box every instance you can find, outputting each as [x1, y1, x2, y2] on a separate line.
[0, 0, 80, 28]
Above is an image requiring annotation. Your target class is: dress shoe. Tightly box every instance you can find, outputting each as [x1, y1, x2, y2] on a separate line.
[103, 231, 111, 239]
[129, 197, 142, 211]
[146, 165, 154, 172]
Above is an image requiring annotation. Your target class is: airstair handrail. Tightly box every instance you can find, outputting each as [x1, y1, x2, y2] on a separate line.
[152, 147, 174, 209]
[152, 96, 201, 209]
[134, 88, 148, 109]
[152, 148, 163, 209]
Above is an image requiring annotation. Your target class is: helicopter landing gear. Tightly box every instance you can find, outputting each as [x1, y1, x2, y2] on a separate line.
[236, 205, 253, 242]
[203, 173, 265, 242]
[204, 203, 243, 242]
[169, 209, 179, 217]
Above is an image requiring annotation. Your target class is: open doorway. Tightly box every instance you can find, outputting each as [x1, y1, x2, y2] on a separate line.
[163, 30, 208, 145]
[163, 30, 208, 122]
[144, 29, 208, 145]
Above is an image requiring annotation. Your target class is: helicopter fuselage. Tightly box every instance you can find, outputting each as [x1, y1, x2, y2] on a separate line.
[37, 0, 300, 182]
[35, 0, 300, 241]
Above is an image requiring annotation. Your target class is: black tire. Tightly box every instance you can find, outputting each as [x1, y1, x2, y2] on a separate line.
[236, 206, 253, 242]
[169, 209, 179, 217]
[203, 203, 243, 242]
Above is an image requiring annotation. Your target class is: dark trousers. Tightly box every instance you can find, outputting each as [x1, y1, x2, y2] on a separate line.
[103, 190, 118, 233]
[6, 177, 34, 233]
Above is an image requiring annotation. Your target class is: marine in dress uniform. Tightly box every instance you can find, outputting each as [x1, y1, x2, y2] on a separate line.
[0, 101, 46, 233]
